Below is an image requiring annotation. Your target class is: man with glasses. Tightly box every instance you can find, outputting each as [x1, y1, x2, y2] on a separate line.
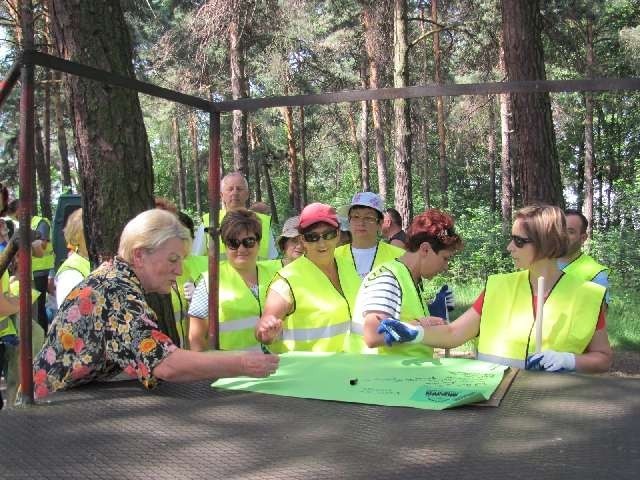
[335, 192, 404, 311]
[192, 172, 278, 260]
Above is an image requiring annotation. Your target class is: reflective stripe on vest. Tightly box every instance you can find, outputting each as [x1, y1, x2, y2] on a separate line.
[31, 216, 55, 272]
[335, 241, 404, 311]
[347, 259, 434, 358]
[203, 211, 272, 260]
[277, 255, 350, 353]
[478, 270, 604, 366]
[56, 252, 91, 278]
[0, 272, 16, 337]
[203, 260, 279, 351]
[561, 252, 608, 282]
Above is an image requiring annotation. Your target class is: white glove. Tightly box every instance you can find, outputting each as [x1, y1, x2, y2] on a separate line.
[183, 282, 196, 302]
[527, 350, 576, 372]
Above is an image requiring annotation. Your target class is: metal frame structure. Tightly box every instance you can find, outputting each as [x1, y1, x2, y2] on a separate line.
[1, 48, 639, 405]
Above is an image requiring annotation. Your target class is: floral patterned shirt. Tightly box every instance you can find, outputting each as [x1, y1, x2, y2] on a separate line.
[33, 257, 177, 398]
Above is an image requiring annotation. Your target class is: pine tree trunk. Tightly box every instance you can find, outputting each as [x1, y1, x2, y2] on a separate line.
[188, 113, 202, 217]
[263, 162, 278, 225]
[282, 104, 301, 213]
[172, 117, 186, 210]
[299, 107, 308, 206]
[583, 18, 595, 238]
[419, 5, 431, 210]
[498, 34, 513, 231]
[34, 116, 52, 219]
[362, 4, 389, 200]
[501, 0, 563, 207]
[487, 97, 497, 213]
[359, 56, 370, 191]
[52, 71, 72, 191]
[432, 0, 448, 207]
[393, 0, 412, 228]
[248, 122, 262, 202]
[47, 0, 154, 262]
[229, 20, 249, 182]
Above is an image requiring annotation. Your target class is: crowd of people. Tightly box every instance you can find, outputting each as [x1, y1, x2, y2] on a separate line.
[0, 172, 612, 402]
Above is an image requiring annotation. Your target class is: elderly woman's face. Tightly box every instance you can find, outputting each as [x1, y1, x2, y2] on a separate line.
[133, 237, 188, 294]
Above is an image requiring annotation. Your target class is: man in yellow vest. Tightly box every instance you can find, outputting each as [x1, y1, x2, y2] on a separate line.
[335, 192, 404, 311]
[557, 209, 610, 304]
[192, 172, 278, 260]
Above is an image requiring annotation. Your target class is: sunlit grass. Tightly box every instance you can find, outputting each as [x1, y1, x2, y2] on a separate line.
[606, 290, 640, 351]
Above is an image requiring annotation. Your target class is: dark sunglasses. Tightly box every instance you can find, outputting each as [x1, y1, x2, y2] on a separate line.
[303, 229, 338, 243]
[511, 234, 533, 248]
[225, 236, 258, 250]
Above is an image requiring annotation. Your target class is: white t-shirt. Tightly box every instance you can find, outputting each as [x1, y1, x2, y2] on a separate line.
[55, 269, 86, 308]
[351, 246, 378, 279]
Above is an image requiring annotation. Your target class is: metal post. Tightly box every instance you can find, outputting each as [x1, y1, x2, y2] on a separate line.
[17, 53, 35, 404]
[207, 112, 221, 350]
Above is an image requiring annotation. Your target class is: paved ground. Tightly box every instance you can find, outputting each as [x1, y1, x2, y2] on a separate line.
[0, 370, 638, 479]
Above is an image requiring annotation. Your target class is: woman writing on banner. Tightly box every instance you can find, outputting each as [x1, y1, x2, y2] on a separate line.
[188, 209, 279, 352]
[33, 209, 278, 399]
[348, 209, 463, 356]
[256, 203, 351, 352]
[377, 205, 612, 373]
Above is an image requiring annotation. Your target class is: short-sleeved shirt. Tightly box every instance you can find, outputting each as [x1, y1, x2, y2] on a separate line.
[353, 267, 403, 321]
[33, 257, 177, 398]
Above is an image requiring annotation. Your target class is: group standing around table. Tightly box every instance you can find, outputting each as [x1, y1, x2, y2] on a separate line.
[25, 172, 613, 400]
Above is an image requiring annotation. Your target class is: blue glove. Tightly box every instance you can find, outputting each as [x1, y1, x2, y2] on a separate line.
[377, 319, 424, 346]
[526, 350, 575, 372]
[428, 285, 454, 319]
[0, 334, 19, 347]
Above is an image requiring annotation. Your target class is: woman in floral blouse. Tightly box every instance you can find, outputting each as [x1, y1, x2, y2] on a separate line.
[33, 209, 279, 398]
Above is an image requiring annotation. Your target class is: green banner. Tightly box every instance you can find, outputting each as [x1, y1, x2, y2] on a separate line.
[213, 352, 508, 410]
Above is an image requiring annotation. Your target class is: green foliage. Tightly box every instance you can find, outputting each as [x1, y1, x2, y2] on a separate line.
[446, 205, 512, 283]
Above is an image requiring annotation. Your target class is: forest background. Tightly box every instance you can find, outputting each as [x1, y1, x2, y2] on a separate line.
[0, 0, 638, 352]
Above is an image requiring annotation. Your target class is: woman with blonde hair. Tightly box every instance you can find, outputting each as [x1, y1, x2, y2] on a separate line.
[33, 209, 279, 399]
[378, 205, 612, 373]
[55, 208, 91, 307]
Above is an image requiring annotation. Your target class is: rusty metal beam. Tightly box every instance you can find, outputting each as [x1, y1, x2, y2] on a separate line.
[207, 112, 221, 350]
[24, 51, 213, 112]
[0, 57, 22, 109]
[212, 77, 640, 113]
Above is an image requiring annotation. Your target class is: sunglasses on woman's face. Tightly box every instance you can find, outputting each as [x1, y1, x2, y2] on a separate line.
[225, 236, 257, 250]
[511, 234, 533, 248]
[303, 229, 338, 243]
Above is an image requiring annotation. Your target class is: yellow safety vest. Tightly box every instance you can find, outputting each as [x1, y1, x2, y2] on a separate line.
[31, 216, 55, 272]
[335, 241, 404, 311]
[173, 254, 210, 347]
[202, 210, 272, 260]
[0, 272, 16, 338]
[56, 252, 91, 278]
[561, 252, 608, 282]
[478, 270, 604, 368]
[347, 259, 434, 357]
[203, 260, 279, 351]
[275, 255, 350, 352]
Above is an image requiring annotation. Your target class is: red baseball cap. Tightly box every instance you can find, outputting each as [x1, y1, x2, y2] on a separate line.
[298, 203, 339, 229]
